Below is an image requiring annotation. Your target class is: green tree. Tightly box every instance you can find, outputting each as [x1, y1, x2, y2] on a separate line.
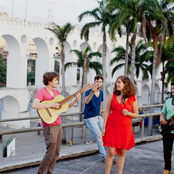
[54, 60, 60, 74]
[141, 0, 174, 135]
[65, 46, 102, 84]
[107, 0, 147, 81]
[65, 46, 102, 143]
[161, 37, 174, 102]
[27, 72, 35, 85]
[47, 22, 75, 144]
[27, 59, 35, 85]
[0, 54, 6, 86]
[78, 0, 114, 107]
[110, 40, 152, 80]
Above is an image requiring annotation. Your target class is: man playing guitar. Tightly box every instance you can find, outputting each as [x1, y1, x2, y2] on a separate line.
[160, 81, 174, 174]
[32, 72, 80, 174]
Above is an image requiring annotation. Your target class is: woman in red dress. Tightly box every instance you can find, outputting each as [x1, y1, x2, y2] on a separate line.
[102, 76, 138, 174]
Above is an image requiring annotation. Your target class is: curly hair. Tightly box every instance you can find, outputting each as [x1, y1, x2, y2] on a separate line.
[113, 76, 136, 100]
[43, 72, 59, 86]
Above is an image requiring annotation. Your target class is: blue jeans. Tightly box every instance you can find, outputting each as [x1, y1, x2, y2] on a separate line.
[84, 116, 107, 160]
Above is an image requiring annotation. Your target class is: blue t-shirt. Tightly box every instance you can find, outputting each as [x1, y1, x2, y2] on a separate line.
[84, 89, 103, 119]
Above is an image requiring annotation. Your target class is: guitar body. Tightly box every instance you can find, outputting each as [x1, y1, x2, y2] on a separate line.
[37, 83, 92, 124]
[159, 115, 174, 136]
[37, 95, 69, 124]
[159, 123, 171, 136]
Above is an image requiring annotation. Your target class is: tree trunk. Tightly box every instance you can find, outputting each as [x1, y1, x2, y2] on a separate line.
[148, 40, 158, 136]
[130, 33, 136, 82]
[124, 33, 129, 76]
[102, 32, 107, 108]
[61, 44, 66, 144]
[80, 77, 84, 121]
[161, 65, 165, 103]
[81, 52, 88, 112]
[81, 52, 88, 143]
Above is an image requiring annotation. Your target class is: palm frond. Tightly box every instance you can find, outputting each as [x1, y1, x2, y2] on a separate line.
[64, 62, 77, 71]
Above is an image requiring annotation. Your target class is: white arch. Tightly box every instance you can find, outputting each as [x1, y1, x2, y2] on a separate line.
[97, 44, 112, 83]
[142, 85, 150, 105]
[154, 83, 160, 104]
[135, 86, 139, 97]
[57, 41, 75, 86]
[79, 42, 92, 84]
[80, 42, 91, 52]
[30, 37, 50, 86]
[2, 34, 23, 88]
[1, 95, 30, 128]
[2, 95, 20, 112]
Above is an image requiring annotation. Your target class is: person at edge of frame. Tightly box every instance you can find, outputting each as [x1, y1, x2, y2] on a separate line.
[32, 71, 80, 174]
[160, 80, 174, 174]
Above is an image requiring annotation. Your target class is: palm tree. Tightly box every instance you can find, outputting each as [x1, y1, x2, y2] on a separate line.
[65, 46, 102, 85]
[135, 0, 174, 135]
[65, 46, 102, 109]
[47, 22, 75, 144]
[107, 0, 147, 82]
[160, 0, 174, 43]
[161, 37, 174, 102]
[65, 46, 102, 142]
[110, 40, 152, 80]
[140, 0, 173, 135]
[78, 0, 114, 107]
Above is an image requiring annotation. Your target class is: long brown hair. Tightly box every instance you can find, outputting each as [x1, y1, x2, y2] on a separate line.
[113, 76, 136, 101]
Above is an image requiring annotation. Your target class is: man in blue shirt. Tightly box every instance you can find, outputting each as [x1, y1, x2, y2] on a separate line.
[160, 81, 174, 174]
[84, 75, 116, 164]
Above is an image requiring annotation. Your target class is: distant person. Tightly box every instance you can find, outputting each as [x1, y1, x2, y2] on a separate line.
[102, 76, 138, 174]
[32, 72, 80, 174]
[160, 81, 174, 174]
[84, 75, 116, 164]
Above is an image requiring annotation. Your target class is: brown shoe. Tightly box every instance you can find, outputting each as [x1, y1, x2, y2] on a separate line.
[162, 170, 170, 174]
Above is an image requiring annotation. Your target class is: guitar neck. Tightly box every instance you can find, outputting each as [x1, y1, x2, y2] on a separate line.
[59, 89, 83, 106]
[169, 115, 174, 126]
[169, 120, 174, 126]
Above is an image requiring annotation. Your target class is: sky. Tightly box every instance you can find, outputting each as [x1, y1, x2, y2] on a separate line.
[0, 0, 99, 27]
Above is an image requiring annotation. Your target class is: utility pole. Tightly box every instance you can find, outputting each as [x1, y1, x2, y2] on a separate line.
[25, 0, 28, 21]
[12, 0, 13, 18]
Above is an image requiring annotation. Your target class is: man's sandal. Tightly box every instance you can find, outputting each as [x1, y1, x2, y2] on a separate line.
[162, 170, 170, 174]
[102, 158, 117, 165]
[112, 158, 117, 165]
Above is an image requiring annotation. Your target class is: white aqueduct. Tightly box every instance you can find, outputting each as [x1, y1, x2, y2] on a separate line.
[0, 18, 162, 129]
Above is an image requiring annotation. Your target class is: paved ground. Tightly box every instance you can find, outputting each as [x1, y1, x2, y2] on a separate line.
[0, 100, 164, 174]
[1, 140, 174, 174]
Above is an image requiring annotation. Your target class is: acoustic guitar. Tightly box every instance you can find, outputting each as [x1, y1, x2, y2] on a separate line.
[37, 83, 92, 124]
[159, 115, 174, 136]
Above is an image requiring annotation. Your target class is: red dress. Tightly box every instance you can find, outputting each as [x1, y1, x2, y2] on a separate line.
[103, 94, 136, 154]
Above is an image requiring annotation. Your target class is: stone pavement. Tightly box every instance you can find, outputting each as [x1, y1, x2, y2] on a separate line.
[1, 140, 174, 174]
[0, 120, 163, 173]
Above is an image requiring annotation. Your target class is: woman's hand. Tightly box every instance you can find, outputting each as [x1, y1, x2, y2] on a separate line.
[122, 109, 129, 116]
[101, 128, 106, 136]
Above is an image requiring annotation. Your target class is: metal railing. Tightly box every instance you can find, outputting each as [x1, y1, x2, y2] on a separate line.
[0, 104, 164, 142]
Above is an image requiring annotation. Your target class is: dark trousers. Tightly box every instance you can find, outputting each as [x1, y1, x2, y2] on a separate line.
[38, 125, 62, 174]
[163, 133, 174, 171]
